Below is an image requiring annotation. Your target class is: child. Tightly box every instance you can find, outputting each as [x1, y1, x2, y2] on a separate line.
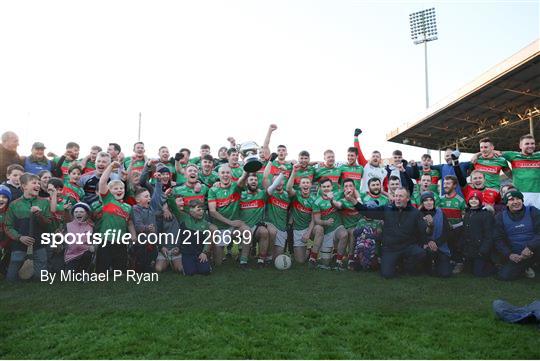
[0, 185, 13, 276]
[64, 202, 94, 272]
[462, 190, 496, 277]
[5, 173, 52, 281]
[37, 170, 52, 198]
[419, 191, 452, 277]
[95, 161, 136, 273]
[173, 199, 212, 276]
[131, 174, 164, 272]
[1, 164, 24, 200]
[62, 164, 85, 206]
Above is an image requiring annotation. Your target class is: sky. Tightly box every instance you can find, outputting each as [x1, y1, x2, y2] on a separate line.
[0, 0, 538, 163]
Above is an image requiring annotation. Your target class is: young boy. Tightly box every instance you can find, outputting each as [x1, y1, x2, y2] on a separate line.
[172, 199, 212, 276]
[62, 164, 85, 206]
[95, 161, 136, 273]
[131, 174, 164, 272]
[1, 164, 24, 200]
[5, 173, 53, 281]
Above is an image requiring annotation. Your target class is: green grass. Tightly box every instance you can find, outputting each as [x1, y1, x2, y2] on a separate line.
[1, 263, 539, 359]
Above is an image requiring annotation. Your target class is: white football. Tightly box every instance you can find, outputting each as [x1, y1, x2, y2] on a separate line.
[274, 254, 292, 270]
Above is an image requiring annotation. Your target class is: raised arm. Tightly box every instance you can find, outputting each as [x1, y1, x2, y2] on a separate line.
[286, 164, 298, 197]
[262, 124, 277, 152]
[99, 161, 119, 195]
[262, 160, 273, 190]
[353, 129, 368, 167]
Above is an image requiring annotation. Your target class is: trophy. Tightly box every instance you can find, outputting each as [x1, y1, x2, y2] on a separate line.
[238, 141, 263, 172]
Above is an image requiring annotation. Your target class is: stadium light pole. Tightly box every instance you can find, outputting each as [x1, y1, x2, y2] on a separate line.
[410, 8, 438, 109]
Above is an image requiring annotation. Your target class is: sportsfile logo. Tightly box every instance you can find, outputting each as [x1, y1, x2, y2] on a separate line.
[41, 229, 253, 247]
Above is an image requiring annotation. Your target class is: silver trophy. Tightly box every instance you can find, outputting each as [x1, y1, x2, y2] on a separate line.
[238, 141, 263, 172]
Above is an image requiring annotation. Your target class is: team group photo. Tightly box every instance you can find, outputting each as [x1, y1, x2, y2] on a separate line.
[1, 1, 539, 360]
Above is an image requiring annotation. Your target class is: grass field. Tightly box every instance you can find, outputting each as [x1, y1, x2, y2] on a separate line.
[1, 262, 539, 359]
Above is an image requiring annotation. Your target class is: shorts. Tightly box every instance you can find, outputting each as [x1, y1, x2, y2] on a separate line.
[322, 226, 345, 252]
[292, 228, 310, 247]
[268, 223, 288, 248]
[156, 252, 181, 262]
[213, 227, 236, 247]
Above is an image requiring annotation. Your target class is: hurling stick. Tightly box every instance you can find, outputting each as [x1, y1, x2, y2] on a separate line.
[18, 212, 35, 280]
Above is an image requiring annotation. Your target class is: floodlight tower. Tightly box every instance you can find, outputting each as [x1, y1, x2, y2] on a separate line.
[409, 8, 438, 108]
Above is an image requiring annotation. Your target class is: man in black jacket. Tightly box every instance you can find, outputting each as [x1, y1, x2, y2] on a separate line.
[345, 187, 427, 278]
[494, 191, 540, 280]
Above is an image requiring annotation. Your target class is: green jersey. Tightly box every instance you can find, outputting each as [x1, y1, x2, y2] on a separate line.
[437, 193, 465, 226]
[336, 191, 361, 229]
[198, 170, 220, 188]
[123, 156, 145, 173]
[266, 190, 290, 231]
[312, 196, 342, 234]
[360, 192, 389, 207]
[240, 189, 267, 227]
[411, 187, 440, 208]
[416, 168, 440, 192]
[339, 164, 364, 191]
[83, 160, 96, 174]
[290, 192, 314, 230]
[95, 191, 132, 242]
[62, 181, 85, 205]
[207, 182, 242, 229]
[190, 156, 201, 166]
[474, 156, 508, 189]
[270, 160, 293, 179]
[175, 163, 188, 185]
[4, 196, 52, 251]
[172, 183, 209, 212]
[229, 165, 244, 182]
[53, 156, 80, 180]
[502, 151, 540, 193]
[315, 165, 342, 192]
[288, 166, 316, 191]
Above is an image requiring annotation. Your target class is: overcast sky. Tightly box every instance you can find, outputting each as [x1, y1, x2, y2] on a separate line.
[1, 0, 538, 163]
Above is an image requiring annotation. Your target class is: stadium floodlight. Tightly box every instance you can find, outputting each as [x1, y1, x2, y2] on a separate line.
[409, 7, 438, 108]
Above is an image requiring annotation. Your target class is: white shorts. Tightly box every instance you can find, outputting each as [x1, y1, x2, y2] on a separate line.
[523, 192, 540, 209]
[321, 226, 345, 252]
[268, 223, 288, 248]
[213, 227, 234, 247]
[156, 252, 181, 262]
[292, 228, 310, 247]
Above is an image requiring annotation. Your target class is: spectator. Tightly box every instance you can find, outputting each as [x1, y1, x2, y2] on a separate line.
[0, 131, 22, 183]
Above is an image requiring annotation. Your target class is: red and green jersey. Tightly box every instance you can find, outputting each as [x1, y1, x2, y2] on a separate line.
[172, 183, 209, 212]
[123, 156, 145, 173]
[190, 156, 201, 166]
[266, 190, 290, 231]
[437, 193, 465, 226]
[336, 191, 362, 229]
[502, 151, 540, 193]
[240, 189, 267, 227]
[462, 185, 500, 206]
[4, 196, 52, 249]
[83, 160, 96, 174]
[411, 188, 440, 208]
[175, 163, 188, 185]
[62, 181, 85, 205]
[290, 193, 314, 230]
[312, 196, 342, 234]
[339, 164, 364, 191]
[198, 170, 220, 188]
[256, 160, 269, 187]
[474, 156, 508, 189]
[288, 166, 316, 190]
[360, 192, 389, 207]
[416, 168, 440, 192]
[53, 156, 80, 180]
[315, 165, 342, 192]
[229, 165, 244, 182]
[208, 182, 242, 229]
[95, 190, 132, 242]
[270, 160, 293, 179]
